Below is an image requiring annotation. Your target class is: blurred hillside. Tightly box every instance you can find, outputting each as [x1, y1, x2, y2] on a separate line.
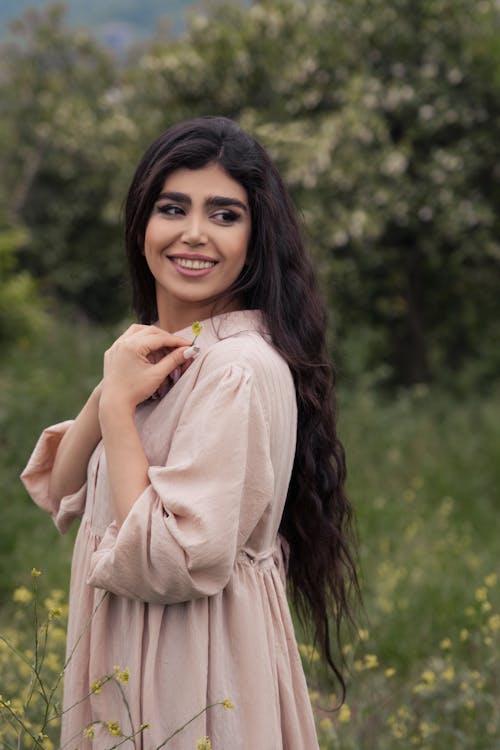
[0, 0, 215, 46]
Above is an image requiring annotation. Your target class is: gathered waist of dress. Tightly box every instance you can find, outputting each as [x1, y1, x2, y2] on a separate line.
[237, 536, 290, 573]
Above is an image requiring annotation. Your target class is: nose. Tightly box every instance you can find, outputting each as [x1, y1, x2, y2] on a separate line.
[181, 215, 208, 247]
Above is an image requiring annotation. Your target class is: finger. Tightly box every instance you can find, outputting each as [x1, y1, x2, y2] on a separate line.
[182, 345, 201, 360]
[134, 330, 192, 352]
[121, 323, 149, 338]
[152, 345, 191, 377]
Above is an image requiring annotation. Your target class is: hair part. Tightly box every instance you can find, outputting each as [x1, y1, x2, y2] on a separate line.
[125, 116, 360, 698]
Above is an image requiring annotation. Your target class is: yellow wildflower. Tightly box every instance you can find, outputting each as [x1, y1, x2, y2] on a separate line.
[488, 614, 500, 632]
[115, 668, 130, 684]
[106, 721, 122, 736]
[460, 628, 469, 641]
[475, 587, 488, 602]
[484, 573, 497, 587]
[481, 601, 492, 613]
[385, 668, 396, 678]
[439, 638, 452, 650]
[31, 568, 42, 577]
[223, 699, 234, 709]
[48, 607, 63, 621]
[320, 717, 333, 731]
[422, 670, 436, 685]
[442, 665, 455, 682]
[12, 586, 33, 604]
[358, 628, 369, 641]
[197, 737, 212, 750]
[364, 653, 379, 669]
[299, 643, 320, 662]
[338, 704, 351, 723]
[191, 321, 203, 344]
[83, 726, 95, 740]
[90, 680, 102, 694]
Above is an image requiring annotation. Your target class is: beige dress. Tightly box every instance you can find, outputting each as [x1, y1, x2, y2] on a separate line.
[21, 310, 319, 750]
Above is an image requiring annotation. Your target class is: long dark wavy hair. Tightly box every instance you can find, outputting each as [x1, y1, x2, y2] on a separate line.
[124, 116, 359, 698]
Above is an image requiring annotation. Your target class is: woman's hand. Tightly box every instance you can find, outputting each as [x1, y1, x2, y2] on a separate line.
[100, 324, 192, 410]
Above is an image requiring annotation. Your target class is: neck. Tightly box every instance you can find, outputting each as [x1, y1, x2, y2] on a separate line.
[156, 294, 243, 333]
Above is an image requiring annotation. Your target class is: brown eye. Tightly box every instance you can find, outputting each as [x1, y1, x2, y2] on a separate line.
[157, 204, 184, 216]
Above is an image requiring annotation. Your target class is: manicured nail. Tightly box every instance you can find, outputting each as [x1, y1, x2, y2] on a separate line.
[183, 345, 200, 360]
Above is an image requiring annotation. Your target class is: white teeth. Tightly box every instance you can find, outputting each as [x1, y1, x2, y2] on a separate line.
[171, 257, 216, 270]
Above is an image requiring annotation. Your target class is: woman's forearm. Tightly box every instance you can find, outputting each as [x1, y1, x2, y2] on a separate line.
[48, 385, 103, 504]
[98, 392, 150, 528]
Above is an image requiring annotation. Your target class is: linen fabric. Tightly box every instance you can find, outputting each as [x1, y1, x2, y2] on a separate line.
[21, 310, 320, 749]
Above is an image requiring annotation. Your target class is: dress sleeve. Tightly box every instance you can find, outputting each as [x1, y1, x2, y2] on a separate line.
[20, 421, 87, 534]
[87, 363, 275, 604]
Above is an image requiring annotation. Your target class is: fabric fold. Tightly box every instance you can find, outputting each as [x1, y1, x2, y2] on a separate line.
[20, 420, 87, 533]
[87, 364, 275, 604]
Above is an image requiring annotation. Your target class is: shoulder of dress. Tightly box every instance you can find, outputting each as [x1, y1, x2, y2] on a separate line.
[204, 331, 288, 378]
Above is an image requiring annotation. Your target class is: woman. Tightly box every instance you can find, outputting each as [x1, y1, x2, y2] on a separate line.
[21, 117, 357, 749]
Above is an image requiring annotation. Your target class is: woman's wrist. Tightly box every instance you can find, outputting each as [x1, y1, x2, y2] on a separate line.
[98, 387, 136, 422]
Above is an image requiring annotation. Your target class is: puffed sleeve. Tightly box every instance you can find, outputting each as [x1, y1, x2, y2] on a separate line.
[87, 363, 275, 604]
[20, 421, 87, 534]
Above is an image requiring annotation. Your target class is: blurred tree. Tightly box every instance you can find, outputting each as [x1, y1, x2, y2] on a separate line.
[0, 5, 135, 322]
[128, 0, 500, 384]
[2, 0, 499, 382]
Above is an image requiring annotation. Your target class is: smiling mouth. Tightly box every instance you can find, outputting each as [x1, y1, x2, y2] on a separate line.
[169, 257, 217, 270]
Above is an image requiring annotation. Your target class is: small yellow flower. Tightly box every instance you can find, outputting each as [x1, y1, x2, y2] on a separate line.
[460, 628, 469, 641]
[12, 586, 33, 604]
[338, 704, 351, 723]
[422, 670, 436, 684]
[191, 321, 203, 343]
[31, 568, 42, 577]
[197, 737, 212, 750]
[48, 607, 63, 621]
[488, 614, 500, 632]
[481, 601, 492, 613]
[106, 721, 122, 736]
[115, 667, 130, 684]
[319, 717, 333, 731]
[83, 726, 95, 740]
[385, 667, 396, 678]
[364, 653, 379, 669]
[484, 573, 497, 587]
[442, 665, 455, 682]
[358, 628, 369, 641]
[475, 587, 488, 602]
[298, 643, 320, 662]
[223, 699, 234, 709]
[90, 680, 102, 694]
[439, 638, 452, 650]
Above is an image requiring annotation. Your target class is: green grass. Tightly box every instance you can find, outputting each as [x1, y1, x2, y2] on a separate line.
[0, 320, 498, 748]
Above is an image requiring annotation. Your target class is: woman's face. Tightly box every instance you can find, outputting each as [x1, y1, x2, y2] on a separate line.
[144, 163, 251, 330]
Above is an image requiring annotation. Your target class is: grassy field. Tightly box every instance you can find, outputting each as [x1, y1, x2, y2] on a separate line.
[0, 320, 498, 748]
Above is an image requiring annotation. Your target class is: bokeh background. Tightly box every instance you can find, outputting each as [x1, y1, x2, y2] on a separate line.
[0, 1, 499, 748]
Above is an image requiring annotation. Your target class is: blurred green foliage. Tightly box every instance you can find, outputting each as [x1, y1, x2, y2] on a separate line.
[1, 320, 498, 747]
[1, 0, 499, 385]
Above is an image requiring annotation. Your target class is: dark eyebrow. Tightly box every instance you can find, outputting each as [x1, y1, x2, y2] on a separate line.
[156, 191, 248, 213]
[206, 195, 248, 213]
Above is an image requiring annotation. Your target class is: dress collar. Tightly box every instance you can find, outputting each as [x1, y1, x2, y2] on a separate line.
[173, 309, 267, 349]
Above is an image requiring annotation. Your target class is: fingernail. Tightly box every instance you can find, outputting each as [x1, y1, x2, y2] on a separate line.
[183, 345, 201, 360]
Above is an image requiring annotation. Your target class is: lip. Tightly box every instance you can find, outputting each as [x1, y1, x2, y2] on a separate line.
[167, 253, 218, 262]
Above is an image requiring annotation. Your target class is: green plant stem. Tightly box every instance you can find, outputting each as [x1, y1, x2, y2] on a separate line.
[155, 701, 226, 750]
[0, 700, 44, 749]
